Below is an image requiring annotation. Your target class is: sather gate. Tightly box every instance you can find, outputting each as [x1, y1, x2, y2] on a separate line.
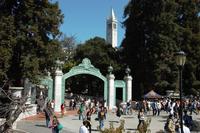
[41, 58, 132, 112]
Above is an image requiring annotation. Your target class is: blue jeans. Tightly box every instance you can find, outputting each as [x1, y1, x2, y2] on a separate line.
[99, 119, 104, 129]
[46, 118, 50, 127]
[79, 113, 84, 120]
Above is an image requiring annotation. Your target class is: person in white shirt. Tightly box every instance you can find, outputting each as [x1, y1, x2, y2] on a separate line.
[178, 121, 191, 133]
[79, 121, 89, 133]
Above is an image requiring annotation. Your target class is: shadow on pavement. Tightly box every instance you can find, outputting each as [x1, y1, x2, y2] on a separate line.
[123, 116, 134, 119]
[160, 115, 168, 119]
[35, 124, 47, 128]
[155, 130, 165, 133]
[71, 118, 79, 120]
[12, 129, 27, 133]
[126, 128, 137, 131]
[108, 120, 119, 123]
[158, 120, 166, 122]
[191, 120, 200, 132]
[91, 128, 100, 131]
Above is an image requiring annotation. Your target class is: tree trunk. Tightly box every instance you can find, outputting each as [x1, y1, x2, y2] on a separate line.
[0, 95, 28, 133]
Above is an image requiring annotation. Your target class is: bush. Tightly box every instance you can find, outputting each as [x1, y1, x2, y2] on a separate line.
[136, 117, 151, 133]
[100, 120, 125, 133]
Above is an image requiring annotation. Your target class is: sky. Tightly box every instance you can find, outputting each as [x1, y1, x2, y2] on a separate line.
[54, 0, 129, 46]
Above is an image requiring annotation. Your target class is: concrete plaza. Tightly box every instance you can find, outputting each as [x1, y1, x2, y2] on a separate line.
[16, 110, 200, 133]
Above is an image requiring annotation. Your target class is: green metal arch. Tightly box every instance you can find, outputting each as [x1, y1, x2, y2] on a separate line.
[40, 76, 53, 100]
[62, 58, 108, 103]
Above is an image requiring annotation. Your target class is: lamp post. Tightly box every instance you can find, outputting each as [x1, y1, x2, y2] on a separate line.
[175, 51, 186, 133]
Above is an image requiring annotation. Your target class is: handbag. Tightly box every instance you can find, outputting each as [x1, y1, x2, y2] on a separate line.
[57, 123, 63, 130]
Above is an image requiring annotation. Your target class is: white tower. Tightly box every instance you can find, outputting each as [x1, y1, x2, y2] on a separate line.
[106, 8, 118, 48]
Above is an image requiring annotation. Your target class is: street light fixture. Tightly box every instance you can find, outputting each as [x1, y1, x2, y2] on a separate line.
[175, 51, 186, 133]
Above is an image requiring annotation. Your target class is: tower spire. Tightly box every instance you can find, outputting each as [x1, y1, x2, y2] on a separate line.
[106, 8, 118, 48]
[111, 8, 116, 20]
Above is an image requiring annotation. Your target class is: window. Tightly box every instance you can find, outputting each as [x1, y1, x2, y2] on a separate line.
[113, 24, 116, 29]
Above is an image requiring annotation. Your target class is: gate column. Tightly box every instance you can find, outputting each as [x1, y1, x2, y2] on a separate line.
[107, 66, 115, 109]
[54, 60, 63, 112]
[124, 67, 132, 101]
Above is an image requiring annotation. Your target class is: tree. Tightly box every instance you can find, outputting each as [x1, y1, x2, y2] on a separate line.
[0, 0, 64, 131]
[122, 0, 183, 98]
[74, 37, 124, 78]
[60, 34, 77, 73]
[122, 0, 200, 98]
[176, 0, 200, 95]
[0, 0, 64, 86]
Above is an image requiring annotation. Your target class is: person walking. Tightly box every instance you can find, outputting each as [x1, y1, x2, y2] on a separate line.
[116, 105, 122, 119]
[177, 120, 191, 133]
[98, 106, 105, 130]
[79, 103, 84, 120]
[126, 100, 132, 115]
[86, 109, 92, 133]
[137, 109, 145, 129]
[51, 100, 55, 111]
[183, 110, 193, 130]
[61, 103, 65, 117]
[79, 120, 89, 133]
[50, 115, 60, 133]
[73, 100, 77, 110]
[44, 108, 51, 127]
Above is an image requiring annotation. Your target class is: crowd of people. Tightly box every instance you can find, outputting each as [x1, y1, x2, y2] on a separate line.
[35, 94, 200, 133]
[134, 97, 200, 133]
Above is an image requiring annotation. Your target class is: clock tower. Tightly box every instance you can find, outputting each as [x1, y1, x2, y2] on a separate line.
[106, 8, 118, 48]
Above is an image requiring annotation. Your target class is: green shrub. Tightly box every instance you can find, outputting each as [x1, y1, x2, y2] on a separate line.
[136, 117, 151, 133]
[100, 120, 125, 133]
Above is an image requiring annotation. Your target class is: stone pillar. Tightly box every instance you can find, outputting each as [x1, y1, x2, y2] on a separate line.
[24, 78, 32, 104]
[107, 74, 115, 109]
[124, 75, 132, 102]
[9, 87, 24, 99]
[54, 69, 63, 112]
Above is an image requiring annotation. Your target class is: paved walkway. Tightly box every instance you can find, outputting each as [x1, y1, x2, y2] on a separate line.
[16, 110, 200, 133]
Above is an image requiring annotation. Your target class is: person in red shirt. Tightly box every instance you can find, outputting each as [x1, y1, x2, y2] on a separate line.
[61, 103, 65, 117]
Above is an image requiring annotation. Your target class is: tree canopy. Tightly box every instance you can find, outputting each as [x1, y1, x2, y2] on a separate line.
[122, 0, 200, 98]
[0, 0, 64, 86]
[74, 37, 125, 78]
